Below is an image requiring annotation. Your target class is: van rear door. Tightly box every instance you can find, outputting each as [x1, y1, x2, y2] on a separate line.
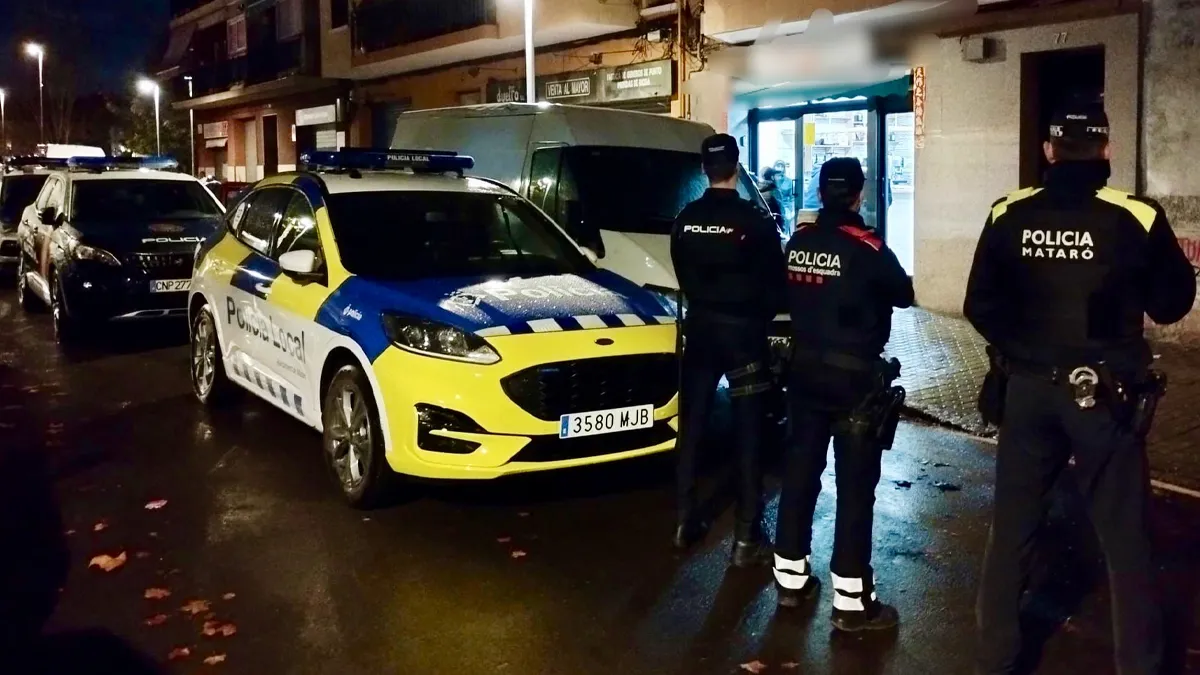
[390, 113, 535, 192]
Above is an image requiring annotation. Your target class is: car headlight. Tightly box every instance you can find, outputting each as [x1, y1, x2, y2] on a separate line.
[382, 314, 501, 365]
[75, 244, 121, 266]
[643, 284, 682, 318]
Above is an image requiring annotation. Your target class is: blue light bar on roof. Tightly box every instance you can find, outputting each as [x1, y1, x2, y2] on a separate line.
[300, 148, 475, 173]
[66, 156, 180, 171]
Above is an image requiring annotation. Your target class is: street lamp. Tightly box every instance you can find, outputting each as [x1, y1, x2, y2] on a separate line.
[24, 43, 45, 145]
[524, 0, 534, 104]
[184, 75, 195, 175]
[137, 78, 162, 156]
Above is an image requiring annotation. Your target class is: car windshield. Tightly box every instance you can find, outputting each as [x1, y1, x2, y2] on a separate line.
[71, 180, 222, 223]
[562, 146, 765, 235]
[326, 190, 594, 281]
[0, 174, 50, 223]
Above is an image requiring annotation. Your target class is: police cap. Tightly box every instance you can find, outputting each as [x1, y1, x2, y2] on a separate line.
[819, 157, 866, 195]
[701, 133, 739, 170]
[1049, 107, 1109, 142]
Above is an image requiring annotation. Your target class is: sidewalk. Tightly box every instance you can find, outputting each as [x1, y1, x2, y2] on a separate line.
[885, 307, 1200, 492]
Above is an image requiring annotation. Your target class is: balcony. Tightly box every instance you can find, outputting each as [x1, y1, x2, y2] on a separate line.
[353, 0, 496, 54]
[347, 0, 641, 80]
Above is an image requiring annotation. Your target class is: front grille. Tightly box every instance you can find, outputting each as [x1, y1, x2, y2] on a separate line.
[132, 252, 192, 279]
[501, 354, 677, 421]
[511, 423, 676, 463]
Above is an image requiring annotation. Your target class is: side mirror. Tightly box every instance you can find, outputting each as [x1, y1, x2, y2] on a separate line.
[278, 249, 322, 282]
[565, 199, 604, 258]
[581, 247, 599, 264]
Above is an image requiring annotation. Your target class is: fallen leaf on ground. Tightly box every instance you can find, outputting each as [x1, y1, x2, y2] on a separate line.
[167, 647, 191, 661]
[782, 663, 801, 670]
[933, 481, 962, 492]
[64, 529, 76, 536]
[145, 588, 171, 600]
[222, 592, 236, 600]
[202, 621, 237, 637]
[181, 600, 211, 616]
[518, 512, 530, 518]
[88, 552, 127, 572]
[145, 499, 168, 510]
[203, 654, 227, 665]
[144, 614, 169, 627]
[496, 536, 512, 543]
[135, 551, 151, 560]
[93, 521, 109, 532]
[511, 550, 527, 559]
[739, 661, 768, 674]
[893, 480, 913, 489]
[149, 532, 159, 538]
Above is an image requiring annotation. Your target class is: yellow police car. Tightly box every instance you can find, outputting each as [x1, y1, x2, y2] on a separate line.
[189, 149, 680, 507]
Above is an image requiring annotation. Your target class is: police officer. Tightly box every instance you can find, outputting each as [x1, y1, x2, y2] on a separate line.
[966, 107, 1196, 675]
[772, 157, 913, 632]
[671, 133, 786, 566]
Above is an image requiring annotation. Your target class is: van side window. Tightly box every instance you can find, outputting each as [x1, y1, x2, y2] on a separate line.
[527, 148, 562, 217]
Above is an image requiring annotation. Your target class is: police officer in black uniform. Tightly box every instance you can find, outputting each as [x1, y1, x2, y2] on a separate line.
[671, 133, 786, 566]
[772, 157, 913, 632]
[967, 107, 1196, 675]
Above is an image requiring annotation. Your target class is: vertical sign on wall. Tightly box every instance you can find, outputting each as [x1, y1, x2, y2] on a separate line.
[913, 66, 926, 150]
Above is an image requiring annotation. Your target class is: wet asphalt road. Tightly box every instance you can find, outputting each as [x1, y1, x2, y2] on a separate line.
[1, 288, 1199, 675]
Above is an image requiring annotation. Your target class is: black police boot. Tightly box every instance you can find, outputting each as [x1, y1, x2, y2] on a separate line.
[778, 577, 821, 608]
[830, 575, 898, 632]
[730, 520, 772, 568]
[774, 554, 820, 608]
[673, 512, 711, 550]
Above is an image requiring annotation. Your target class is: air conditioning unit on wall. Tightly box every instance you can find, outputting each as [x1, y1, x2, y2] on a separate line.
[962, 36, 998, 63]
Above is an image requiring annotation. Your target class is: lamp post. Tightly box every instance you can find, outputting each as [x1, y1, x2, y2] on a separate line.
[524, 0, 535, 104]
[24, 43, 45, 145]
[184, 75, 195, 174]
[0, 89, 7, 154]
[137, 78, 161, 156]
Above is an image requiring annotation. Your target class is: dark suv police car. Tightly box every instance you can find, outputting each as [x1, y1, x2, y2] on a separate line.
[15, 157, 225, 343]
[1, 157, 68, 273]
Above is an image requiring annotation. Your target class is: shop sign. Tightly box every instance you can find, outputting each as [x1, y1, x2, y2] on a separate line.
[487, 59, 675, 105]
[202, 121, 229, 139]
[296, 104, 338, 127]
[913, 66, 926, 149]
[603, 60, 674, 102]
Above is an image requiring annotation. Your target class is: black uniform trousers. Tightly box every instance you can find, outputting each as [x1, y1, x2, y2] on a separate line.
[774, 364, 883, 605]
[977, 374, 1161, 675]
[676, 314, 772, 532]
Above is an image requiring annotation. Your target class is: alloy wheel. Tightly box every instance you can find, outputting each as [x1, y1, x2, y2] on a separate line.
[192, 315, 216, 398]
[326, 381, 371, 491]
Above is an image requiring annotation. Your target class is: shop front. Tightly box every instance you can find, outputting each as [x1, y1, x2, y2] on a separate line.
[294, 102, 346, 156]
[486, 59, 676, 114]
[747, 75, 915, 275]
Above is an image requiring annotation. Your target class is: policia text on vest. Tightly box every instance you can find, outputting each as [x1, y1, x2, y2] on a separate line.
[965, 107, 1196, 675]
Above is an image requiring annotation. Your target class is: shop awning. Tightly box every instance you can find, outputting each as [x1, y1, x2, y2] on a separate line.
[156, 21, 196, 77]
[205, 138, 228, 149]
[738, 70, 912, 110]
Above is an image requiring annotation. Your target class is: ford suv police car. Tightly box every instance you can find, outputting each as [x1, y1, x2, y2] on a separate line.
[1, 157, 68, 273]
[188, 149, 680, 507]
[15, 156, 225, 342]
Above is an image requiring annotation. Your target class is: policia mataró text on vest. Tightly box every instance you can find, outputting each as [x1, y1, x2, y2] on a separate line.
[670, 134, 787, 567]
[772, 157, 914, 633]
[966, 107, 1197, 675]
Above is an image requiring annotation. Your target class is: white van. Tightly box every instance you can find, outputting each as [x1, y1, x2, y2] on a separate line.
[389, 103, 779, 294]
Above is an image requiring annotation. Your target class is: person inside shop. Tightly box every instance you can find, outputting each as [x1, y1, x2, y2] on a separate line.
[773, 157, 913, 632]
[967, 106, 1196, 675]
[670, 133, 787, 567]
[758, 167, 784, 218]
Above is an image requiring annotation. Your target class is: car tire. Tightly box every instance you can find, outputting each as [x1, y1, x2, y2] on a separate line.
[16, 255, 43, 313]
[50, 270, 83, 343]
[190, 303, 238, 407]
[322, 364, 396, 509]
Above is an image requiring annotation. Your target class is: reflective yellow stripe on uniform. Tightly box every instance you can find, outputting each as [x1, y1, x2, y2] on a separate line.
[1096, 187, 1157, 233]
[990, 187, 1043, 223]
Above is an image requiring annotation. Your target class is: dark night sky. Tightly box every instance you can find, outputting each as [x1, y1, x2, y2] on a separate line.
[0, 0, 170, 102]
